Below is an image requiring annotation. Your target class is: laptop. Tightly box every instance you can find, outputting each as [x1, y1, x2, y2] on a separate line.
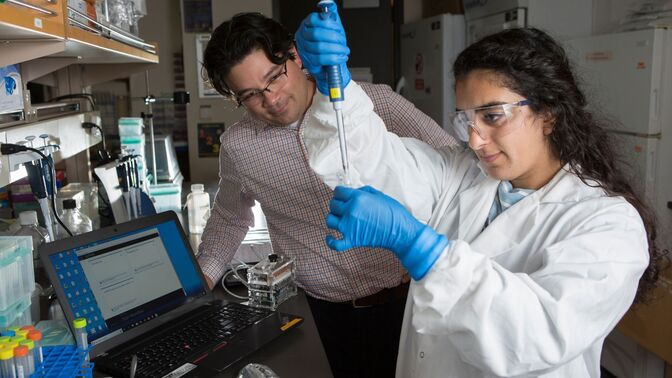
[39, 211, 303, 377]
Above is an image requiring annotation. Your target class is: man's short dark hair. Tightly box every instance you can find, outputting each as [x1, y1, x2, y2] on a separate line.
[202, 12, 295, 97]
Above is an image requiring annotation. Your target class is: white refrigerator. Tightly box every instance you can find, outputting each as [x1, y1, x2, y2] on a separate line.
[566, 28, 672, 251]
[397, 13, 465, 136]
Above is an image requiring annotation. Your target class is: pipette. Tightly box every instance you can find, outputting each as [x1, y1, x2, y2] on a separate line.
[318, 0, 351, 186]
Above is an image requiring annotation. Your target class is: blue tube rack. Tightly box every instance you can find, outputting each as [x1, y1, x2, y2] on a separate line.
[30, 345, 93, 378]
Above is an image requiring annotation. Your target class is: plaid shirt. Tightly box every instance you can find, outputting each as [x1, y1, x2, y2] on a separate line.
[198, 82, 458, 302]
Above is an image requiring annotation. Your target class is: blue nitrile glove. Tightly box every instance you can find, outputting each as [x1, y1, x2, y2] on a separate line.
[295, 2, 351, 95]
[326, 186, 450, 281]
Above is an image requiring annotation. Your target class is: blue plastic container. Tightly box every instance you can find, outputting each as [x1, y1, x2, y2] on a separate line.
[30, 345, 93, 378]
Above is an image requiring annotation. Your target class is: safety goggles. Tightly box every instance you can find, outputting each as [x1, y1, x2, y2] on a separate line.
[233, 61, 289, 107]
[449, 100, 530, 142]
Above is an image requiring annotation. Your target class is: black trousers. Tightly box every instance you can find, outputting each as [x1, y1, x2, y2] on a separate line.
[306, 292, 407, 378]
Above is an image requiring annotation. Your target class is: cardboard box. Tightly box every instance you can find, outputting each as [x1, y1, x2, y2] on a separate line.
[423, 0, 464, 17]
[618, 264, 672, 364]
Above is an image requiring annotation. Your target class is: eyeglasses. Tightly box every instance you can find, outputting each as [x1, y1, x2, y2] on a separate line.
[233, 62, 289, 107]
[449, 100, 530, 142]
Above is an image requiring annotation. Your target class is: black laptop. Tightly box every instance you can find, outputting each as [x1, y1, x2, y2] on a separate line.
[39, 211, 303, 378]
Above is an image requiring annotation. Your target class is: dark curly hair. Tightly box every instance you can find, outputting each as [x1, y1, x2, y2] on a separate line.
[202, 12, 295, 98]
[453, 27, 666, 304]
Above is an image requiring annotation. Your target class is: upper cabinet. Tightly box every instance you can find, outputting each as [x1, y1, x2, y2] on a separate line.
[0, 0, 158, 68]
[0, 0, 66, 67]
[0, 0, 160, 187]
[0, 0, 66, 39]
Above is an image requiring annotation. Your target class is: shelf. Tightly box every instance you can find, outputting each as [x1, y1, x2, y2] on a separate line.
[1, 2, 158, 68]
[0, 111, 103, 187]
[0, 0, 66, 67]
[0, 39, 66, 68]
[57, 25, 158, 64]
[0, 1, 65, 40]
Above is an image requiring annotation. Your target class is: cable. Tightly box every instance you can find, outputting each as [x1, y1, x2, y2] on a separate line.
[92, 124, 106, 151]
[229, 257, 251, 288]
[82, 122, 106, 151]
[25, 147, 73, 238]
[220, 264, 250, 300]
[1, 144, 73, 237]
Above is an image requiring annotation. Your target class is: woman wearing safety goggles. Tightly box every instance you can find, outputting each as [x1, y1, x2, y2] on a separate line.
[301, 26, 663, 378]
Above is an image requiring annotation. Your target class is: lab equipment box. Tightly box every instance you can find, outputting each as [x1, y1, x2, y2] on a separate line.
[148, 175, 183, 213]
[247, 254, 297, 311]
[0, 291, 31, 328]
[0, 64, 23, 115]
[0, 236, 34, 311]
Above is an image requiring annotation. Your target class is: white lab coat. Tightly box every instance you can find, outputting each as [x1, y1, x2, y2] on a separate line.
[303, 82, 649, 377]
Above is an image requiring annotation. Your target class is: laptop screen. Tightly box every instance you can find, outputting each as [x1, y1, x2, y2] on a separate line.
[47, 219, 207, 346]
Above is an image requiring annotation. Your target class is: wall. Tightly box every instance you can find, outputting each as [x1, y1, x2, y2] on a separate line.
[404, 0, 423, 24]
[122, 0, 187, 180]
[404, 0, 464, 24]
[130, 0, 183, 117]
[138, 0, 633, 183]
[592, 0, 635, 34]
[279, 0, 397, 86]
[182, 0, 273, 182]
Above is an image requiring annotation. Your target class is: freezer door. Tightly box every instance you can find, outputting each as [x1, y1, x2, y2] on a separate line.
[466, 8, 526, 45]
[399, 14, 465, 134]
[566, 29, 665, 136]
[611, 133, 658, 200]
[612, 132, 672, 250]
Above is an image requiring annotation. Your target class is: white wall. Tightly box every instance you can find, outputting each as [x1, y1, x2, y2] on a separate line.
[404, 0, 423, 24]
[592, 0, 634, 34]
[130, 0, 183, 117]
[182, 0, 273, 182]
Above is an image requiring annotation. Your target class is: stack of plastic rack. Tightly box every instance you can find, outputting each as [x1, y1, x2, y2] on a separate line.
[31, 345, 93, 378]
[0, 237, 35, 328]
[118, 117, 146, 180]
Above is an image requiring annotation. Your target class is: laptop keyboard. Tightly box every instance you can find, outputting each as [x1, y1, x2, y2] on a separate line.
[106, 303, 271, 377]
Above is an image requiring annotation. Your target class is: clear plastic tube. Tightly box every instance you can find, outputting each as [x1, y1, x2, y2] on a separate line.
[0, 347, 17, 378]
[13, 345, 32, 377]
[18, 340, 34, 375]
[73, 318, 89, 365]
[27, 330, 43, 365]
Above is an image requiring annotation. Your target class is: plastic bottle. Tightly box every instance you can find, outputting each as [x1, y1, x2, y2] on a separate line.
[27, 330, 43, 366]
[73, 318, 89, 365]
[13, 211, 50, 259]
[59, 199, 93, 237]
[0, 346, 16, 378]
[13, 345, 32, 377]
[186, 184, 210, 250]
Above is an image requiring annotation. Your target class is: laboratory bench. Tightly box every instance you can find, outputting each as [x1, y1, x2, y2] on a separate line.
[88, 289, 332, 378]
[90, 181, 332, 377]
[208, 288, 332, 378]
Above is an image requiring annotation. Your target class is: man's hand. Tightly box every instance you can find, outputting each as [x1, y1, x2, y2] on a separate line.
[205, 275, 215, 290]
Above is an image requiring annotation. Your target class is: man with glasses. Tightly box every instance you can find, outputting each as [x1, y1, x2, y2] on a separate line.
[199, 12, 458, 377]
